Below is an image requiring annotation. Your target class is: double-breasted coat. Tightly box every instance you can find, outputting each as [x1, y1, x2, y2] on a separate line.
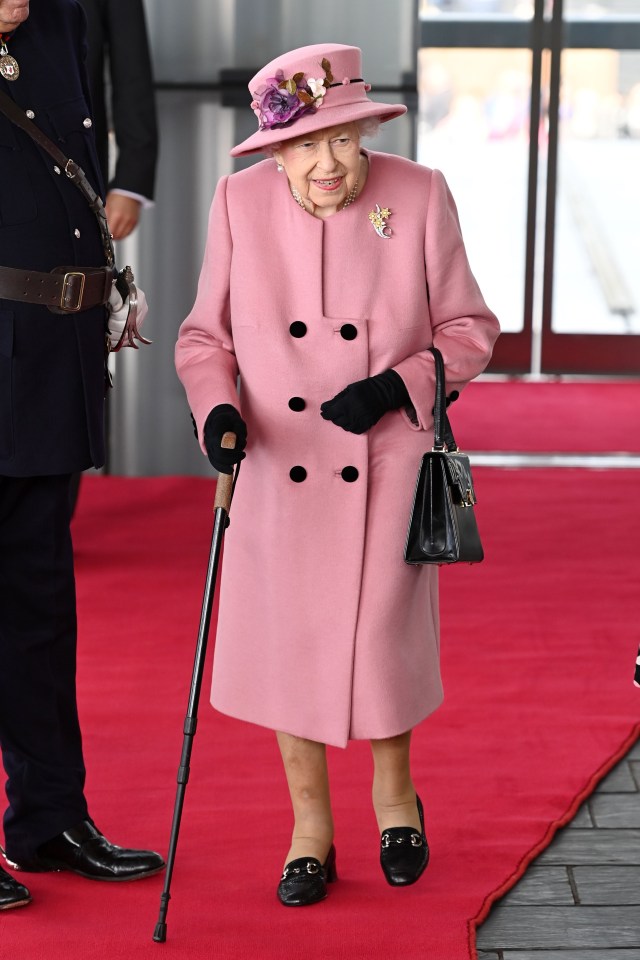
[176, 150, 500, 748]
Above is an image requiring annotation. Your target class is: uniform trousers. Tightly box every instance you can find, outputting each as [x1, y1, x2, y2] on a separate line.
[0, 474, 89, 862]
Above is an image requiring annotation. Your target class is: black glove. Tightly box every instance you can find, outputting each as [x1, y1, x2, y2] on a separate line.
[203, 404, 247, 474]
[320, 369, 410, 435]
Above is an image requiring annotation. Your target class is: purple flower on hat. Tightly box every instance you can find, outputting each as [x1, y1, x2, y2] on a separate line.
[254, 70, 305, 128]
[252, 58, 334, 131]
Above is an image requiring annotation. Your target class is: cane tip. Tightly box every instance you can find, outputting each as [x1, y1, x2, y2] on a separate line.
[153, 922, 167, 943]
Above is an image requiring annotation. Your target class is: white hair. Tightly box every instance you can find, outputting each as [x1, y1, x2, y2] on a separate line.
[355, 116, 381, 139]
[262, 116, 381, 158]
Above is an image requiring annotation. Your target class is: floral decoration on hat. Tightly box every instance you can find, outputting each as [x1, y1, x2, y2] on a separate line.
[251, 58, 334, 131]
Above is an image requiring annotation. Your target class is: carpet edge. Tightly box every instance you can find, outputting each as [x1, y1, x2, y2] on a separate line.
[467, 719, 640, 960]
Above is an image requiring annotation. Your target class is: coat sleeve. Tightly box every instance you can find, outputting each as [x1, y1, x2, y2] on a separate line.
[103, 0, 158, 200]
[392, 168, 500, 432]
[175, 177, 241, 455]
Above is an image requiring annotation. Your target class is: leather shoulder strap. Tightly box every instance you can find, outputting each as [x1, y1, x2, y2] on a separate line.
[0, 87, 115, 266]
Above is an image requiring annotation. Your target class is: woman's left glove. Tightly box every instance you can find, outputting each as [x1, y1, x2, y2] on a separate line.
[320, 369, 410, 435]
[203, 404, 247, 474]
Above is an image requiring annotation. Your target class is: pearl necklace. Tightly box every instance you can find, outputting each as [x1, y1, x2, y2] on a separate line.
[291, 179, 359, 213]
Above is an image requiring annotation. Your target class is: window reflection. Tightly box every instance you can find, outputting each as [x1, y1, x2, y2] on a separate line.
[418, 43, 640, 336]
[418, 49, 532, 333]
[553, 49, 640, 334]
[420, 0, 533, 14]
[421, 0, 639, 13]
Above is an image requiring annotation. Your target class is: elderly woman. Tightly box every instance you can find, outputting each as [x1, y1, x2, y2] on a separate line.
[175, 43, 499, 907]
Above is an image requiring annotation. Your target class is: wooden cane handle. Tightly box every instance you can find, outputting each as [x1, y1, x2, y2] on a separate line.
[213, 431, 237, 513]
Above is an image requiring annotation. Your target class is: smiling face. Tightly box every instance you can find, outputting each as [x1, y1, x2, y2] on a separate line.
[274, 122, 364, 219]
[0, 0, 29, 32]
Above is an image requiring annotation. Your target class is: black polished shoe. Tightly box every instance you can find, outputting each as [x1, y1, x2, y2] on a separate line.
[277, 844, 337, 906]
[0, 865, 31, 910]
[380, 794, 429, 887]
[6, 821, 165, 882]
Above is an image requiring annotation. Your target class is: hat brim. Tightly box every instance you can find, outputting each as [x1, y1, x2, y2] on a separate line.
[230, 98, 407, 158]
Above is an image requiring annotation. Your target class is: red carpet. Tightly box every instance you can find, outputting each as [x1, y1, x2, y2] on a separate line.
[1, 470, 638, 959]
[452, 380, 640, 452]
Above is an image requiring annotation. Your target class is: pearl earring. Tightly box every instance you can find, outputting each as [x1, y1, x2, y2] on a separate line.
[276, 162, 283, 173]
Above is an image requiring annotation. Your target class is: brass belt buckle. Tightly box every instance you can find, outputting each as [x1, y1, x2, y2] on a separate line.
[60, 271, 85, 312]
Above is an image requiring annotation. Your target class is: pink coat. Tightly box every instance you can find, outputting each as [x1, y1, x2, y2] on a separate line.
[175, 151, 500, 748]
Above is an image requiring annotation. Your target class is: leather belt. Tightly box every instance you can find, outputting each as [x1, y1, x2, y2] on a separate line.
[0, 264, 115, 314]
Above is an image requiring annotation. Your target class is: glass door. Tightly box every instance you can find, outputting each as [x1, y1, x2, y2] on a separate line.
[418, 0, 640, 374]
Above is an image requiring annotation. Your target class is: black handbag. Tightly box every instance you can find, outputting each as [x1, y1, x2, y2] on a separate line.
[404, 347, 484, 565]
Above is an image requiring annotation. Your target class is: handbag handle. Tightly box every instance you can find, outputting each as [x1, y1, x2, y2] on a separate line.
[429, 346, 458, 452]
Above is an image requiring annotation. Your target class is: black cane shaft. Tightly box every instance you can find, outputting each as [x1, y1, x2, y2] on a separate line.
[185, 507, 226, 717]
[153, 455, 237, 941]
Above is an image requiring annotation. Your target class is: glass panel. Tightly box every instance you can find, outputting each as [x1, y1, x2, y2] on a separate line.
[420, 0, 533, 12]
[422, 0, 640, 14]
[565, 0, 640, 14]
[417, 48, 532, 332]
[552, 49, 640, 333]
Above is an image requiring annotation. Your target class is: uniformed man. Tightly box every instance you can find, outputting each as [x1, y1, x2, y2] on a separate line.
[0, 0, 163, 910]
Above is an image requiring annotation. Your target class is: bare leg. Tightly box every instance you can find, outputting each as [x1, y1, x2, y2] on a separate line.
[370, 731, 422, 833]
[276, 731, 334, 868]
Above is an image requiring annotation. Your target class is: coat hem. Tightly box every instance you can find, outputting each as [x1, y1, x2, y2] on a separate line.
[210, 695, 444, 750]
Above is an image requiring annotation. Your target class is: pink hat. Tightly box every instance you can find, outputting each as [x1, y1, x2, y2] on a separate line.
[230, 43, 407, 158]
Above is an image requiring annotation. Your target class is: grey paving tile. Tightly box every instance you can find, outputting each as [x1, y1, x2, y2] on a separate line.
[573, 865, 640, 904]
[595, 762, 638, 793]
[478, 953, 502, 960]
[631, 761, 640, 789]
[477, 905, 640, 949]
[567, 802, 594, 828]
[498, 866, 574, 905]
[502, 952, 640, 960]
[628, 741, 640, 760]
[590, 793, 640, 828]
[536, 828, 640, 864]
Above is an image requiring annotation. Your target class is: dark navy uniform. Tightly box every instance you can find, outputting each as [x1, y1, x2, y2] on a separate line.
[0, 0, 108, 862]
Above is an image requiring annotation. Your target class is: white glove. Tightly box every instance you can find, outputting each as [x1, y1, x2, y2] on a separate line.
[107, 281, 149, 350]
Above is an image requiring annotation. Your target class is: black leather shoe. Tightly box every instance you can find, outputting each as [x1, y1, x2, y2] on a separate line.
[380, 795, 429, 887]
[0, 865, 31, 909]
[6, 821, 164, 882]
[277, 844, 337, 906]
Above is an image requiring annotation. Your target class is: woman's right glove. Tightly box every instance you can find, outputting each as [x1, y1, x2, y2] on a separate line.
[320, 369, 410, 435]
[203, 404, 247, 474]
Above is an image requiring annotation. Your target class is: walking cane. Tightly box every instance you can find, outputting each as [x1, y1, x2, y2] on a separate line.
[153, 432, 238, 943]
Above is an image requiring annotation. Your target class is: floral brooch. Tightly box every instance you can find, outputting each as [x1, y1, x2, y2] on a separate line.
[369, 204, 392, 239]
[251, 58, 333, 131]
